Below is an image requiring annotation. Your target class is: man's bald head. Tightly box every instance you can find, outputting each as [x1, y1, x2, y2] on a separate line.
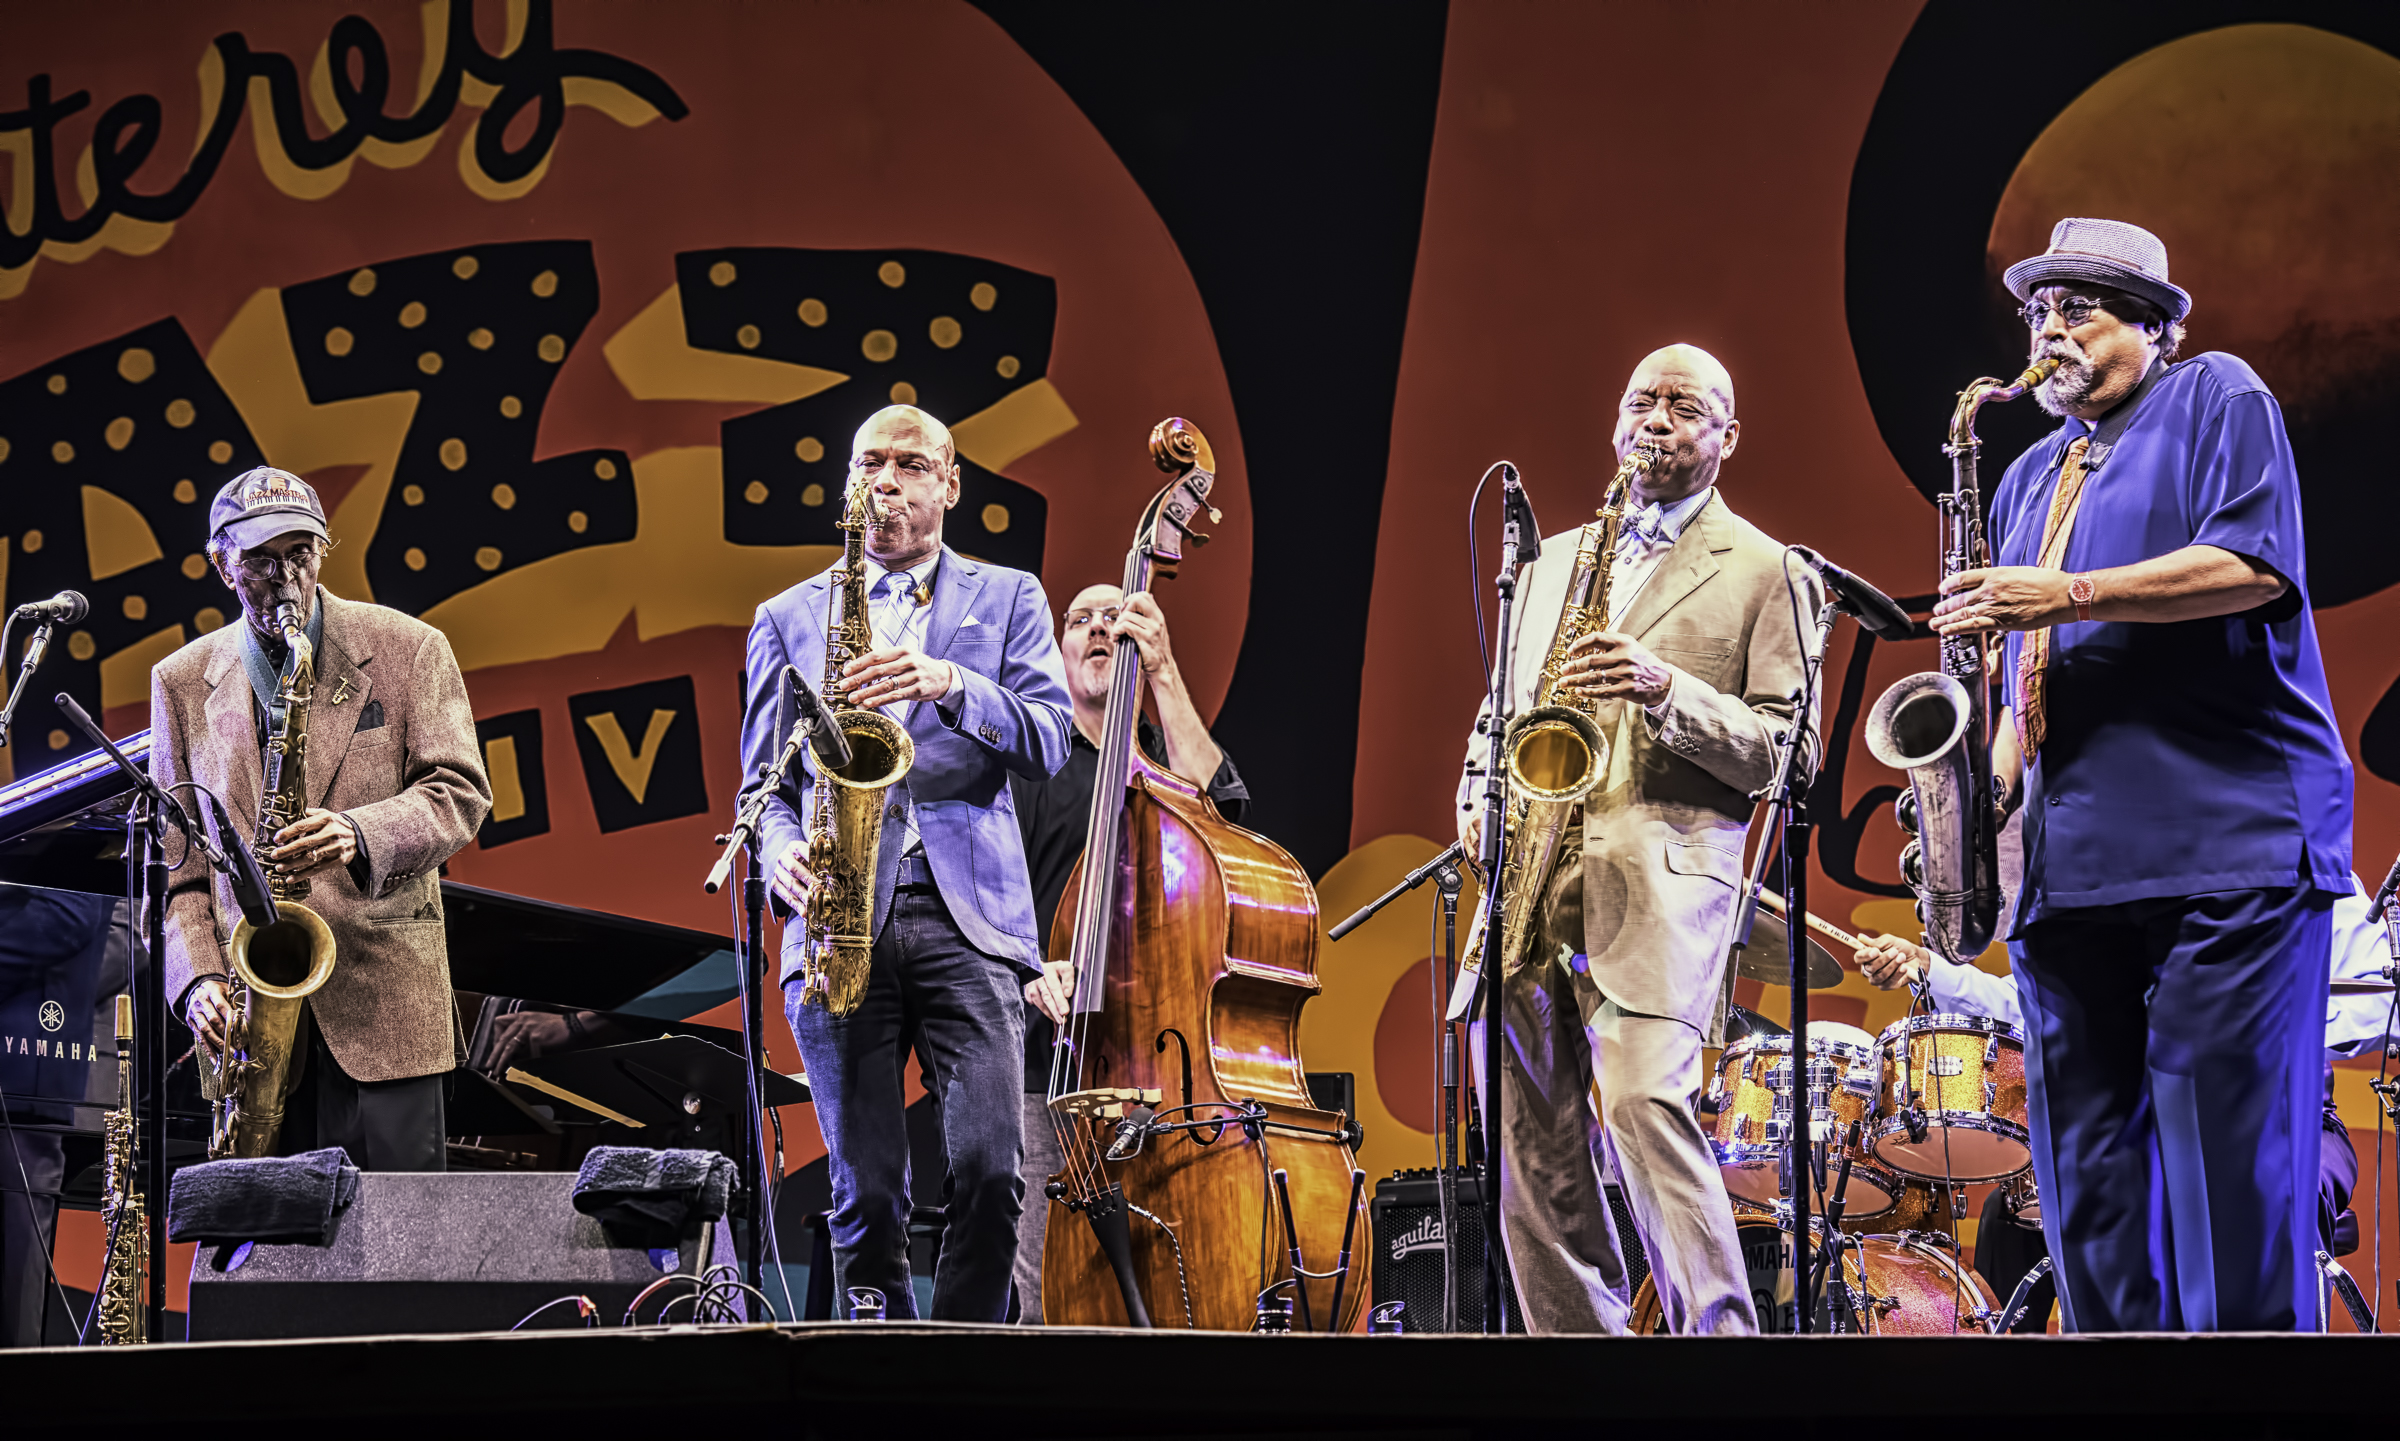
[1613, 343, 1741, 506]
[1626, 344, 1736, 419]
[853, 404, 956, 467]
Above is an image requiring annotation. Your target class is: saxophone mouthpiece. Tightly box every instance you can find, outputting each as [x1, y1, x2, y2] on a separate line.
[2019, 356, 2063, 388]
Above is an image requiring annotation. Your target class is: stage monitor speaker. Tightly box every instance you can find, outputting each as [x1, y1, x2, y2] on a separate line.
[187, 1171, 737, 1341]
[1369, 1169, 1646, 1333]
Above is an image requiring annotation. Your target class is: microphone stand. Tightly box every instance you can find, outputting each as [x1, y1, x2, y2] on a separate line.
[1724, 587, 1846, 1331]
[1467, 496, 1537, 1335]
[0, 615, 64, 751]
[53, 693, 251, 1344]
[1326, 841, 1470, 1330]
[703, 703, 818, 1317]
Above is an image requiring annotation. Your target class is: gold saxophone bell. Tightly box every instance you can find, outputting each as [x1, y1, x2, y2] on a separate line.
[216, 901, 336, 1158]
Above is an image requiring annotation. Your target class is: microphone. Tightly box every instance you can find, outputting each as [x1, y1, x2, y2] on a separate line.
[1499, 462, 1543, 565]
[1791, 547, 1915, 641]
[2369, 852, 2400, 924]
[785, 665, 853, 771]
[14, 591, 87, 624]
[204, 789, 281, 931]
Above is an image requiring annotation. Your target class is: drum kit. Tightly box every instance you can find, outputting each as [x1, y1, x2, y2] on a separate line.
[1629, 904, 2047, 1335]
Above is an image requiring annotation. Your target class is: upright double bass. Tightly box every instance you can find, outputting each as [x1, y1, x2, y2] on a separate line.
[1041, 419, 1367, 1331]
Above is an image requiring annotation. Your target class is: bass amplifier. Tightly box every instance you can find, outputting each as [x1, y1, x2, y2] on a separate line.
[1369, 1168, 1645, 1332]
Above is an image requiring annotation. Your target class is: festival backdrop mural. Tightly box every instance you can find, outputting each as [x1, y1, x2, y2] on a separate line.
[5, 0, 2397, 1324]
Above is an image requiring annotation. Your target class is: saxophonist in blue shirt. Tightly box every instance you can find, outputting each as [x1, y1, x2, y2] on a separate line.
[1929, 218, 2353, 1332]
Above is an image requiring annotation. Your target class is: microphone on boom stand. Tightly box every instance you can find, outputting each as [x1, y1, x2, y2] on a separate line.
[786, 665, 853, 771]
[1499, 463, 1543, 565]
[1789, 547, 1914, 641]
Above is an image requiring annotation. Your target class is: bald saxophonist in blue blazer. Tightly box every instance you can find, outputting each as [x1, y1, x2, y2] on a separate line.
[739, 404, 1073, 1322]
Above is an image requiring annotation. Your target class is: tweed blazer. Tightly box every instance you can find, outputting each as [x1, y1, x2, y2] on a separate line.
[152, 590, 490, 1083]
[1457, 491, 1824, 1031]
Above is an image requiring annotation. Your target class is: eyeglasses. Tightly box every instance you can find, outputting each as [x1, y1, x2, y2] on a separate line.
[231, 547, 327, 580]
[2017, 296, 2114, 330]
[1064, 607, 1123, 630]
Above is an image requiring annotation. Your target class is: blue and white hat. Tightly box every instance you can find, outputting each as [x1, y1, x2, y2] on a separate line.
[2003, 217, 2192, 324]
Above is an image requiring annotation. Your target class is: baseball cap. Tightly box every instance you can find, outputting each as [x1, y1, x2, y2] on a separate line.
[209, 467, 329, 551]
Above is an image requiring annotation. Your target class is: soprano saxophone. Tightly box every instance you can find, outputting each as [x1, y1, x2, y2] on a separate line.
[95, 994, 146, 1345]
[1449, 442, 1663, 1019]
[1864, 357, 2058, 962]
[212, 599, 337, 1158]
[794, 476, 916, 1016]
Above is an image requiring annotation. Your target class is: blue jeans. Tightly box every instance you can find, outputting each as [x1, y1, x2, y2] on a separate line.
[786, 870, 1027, 1321]
[2012, 885, 2331, 1332]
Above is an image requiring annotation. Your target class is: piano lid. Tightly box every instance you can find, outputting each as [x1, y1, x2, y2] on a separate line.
[441, 882, 735, 1013]
[0, 730, 151, 894]
[1, 730, 736, 1012]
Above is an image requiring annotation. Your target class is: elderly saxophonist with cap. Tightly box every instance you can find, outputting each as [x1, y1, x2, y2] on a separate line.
[154, 467, 489, 1171]
[1929, 218, 2352, 1331]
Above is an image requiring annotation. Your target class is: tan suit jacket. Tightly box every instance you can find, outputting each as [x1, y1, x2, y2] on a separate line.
[1458, 491, 1823, 1031]
[152, 591, 491, 1082]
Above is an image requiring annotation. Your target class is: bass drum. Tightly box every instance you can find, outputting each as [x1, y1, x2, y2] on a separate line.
[1843, 1234, 1998, 1334]
[1628, 1221, 1996, 1334]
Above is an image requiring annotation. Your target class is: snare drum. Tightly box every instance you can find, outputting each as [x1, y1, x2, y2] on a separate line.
[1868, 1014, 2030, 1182]
[1709, 1023, 1900, 1218]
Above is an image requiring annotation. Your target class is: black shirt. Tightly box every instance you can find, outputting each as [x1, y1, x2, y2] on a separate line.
[1010, 716, 1248, 1091]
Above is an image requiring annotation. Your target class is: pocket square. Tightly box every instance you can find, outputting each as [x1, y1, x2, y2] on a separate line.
[959, 615, 982, 627]
[354, 700, 386, 733]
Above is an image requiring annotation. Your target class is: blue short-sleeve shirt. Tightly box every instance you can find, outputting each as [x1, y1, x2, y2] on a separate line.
[1990, 352, 2352, 928]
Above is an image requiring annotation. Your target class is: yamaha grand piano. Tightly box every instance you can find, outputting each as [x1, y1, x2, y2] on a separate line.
[0, 731, 780, 1189]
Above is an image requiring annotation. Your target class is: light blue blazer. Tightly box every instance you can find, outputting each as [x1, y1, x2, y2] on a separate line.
[741, 545, 1072, 980]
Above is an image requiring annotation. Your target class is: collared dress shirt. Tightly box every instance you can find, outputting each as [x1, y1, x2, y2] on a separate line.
[1988, 353, 2351, 928]
[860, 552, 962, 857]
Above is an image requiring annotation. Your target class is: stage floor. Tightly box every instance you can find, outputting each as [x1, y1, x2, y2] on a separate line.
[7, 1322, 2391, 1437]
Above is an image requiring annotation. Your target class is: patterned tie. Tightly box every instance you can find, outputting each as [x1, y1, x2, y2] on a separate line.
[2015, 435, 2093, 761]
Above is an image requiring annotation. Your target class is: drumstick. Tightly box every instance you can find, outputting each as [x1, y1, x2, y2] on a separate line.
[1753, 888, 1867, 951]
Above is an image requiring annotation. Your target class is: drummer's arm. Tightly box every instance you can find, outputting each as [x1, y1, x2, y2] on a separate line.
[1925, 958, 2022, 1029]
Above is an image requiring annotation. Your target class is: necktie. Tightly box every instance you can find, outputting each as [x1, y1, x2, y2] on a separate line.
[2015, 435, 2093, 762]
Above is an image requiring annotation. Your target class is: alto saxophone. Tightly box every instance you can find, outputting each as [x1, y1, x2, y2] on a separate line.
[795, 475, 916, 1016]
[1449, 442, 1662, 1018]
[1865, 357, 2058, 962]
[96, 994, 146, 1345]
[212, 599, 337, 1158]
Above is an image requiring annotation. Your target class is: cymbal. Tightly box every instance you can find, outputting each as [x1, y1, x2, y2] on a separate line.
[1732, 907, 1844, 989]
[2330, 976, 2397, 995]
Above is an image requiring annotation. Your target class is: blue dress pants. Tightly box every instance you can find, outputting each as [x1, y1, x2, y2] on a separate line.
[787, 869, 1027, 1321]
[2011, 885, 2331, 1332]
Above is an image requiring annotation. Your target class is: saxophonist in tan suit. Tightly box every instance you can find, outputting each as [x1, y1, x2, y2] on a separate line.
[157, 469, 489, 1171]
[1458, 345, 1823, 1335]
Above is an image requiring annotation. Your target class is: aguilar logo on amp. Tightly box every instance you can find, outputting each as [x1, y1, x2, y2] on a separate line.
[1388, 1212, 1445, 1263]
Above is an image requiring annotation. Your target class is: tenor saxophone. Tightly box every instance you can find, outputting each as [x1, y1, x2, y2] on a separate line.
[794, 475, 916, 1016]
[96, 994, 146, 1345]
[1864, 357, 2058, 962]
[1449, 442, 1662, 1018]
[212, 599, 337, 1158]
